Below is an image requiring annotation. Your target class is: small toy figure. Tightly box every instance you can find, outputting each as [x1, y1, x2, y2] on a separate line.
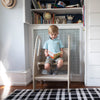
[43, 12, 51, 21]
[57, 1, 66, 8]
[77, 19, 82, 23]
[55, 16, 67, 24]
[67, 15, 74, 23]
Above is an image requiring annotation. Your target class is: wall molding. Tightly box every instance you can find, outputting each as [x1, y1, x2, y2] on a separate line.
[86, 78, 100, 86]
[31, 24, 83, 30]
[0, 69, 32, 86]
[71, 74, 84, 82]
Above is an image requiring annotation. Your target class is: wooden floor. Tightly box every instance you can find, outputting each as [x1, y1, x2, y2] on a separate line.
[0, 81, 98, 99]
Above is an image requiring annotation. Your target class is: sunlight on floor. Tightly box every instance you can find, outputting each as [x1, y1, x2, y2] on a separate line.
[0, 61, 11, 99]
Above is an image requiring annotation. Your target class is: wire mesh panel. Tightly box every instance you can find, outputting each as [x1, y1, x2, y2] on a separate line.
[33, 29, 80, 74]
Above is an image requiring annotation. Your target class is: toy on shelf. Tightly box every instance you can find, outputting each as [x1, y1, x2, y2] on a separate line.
[67, 15, 74, 23]
[77, 19, 82, 23]
[55, 16, 67, 24]
[43, 12, 52, 20]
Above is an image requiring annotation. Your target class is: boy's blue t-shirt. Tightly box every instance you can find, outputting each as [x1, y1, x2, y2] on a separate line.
[43, 37, 64, 54]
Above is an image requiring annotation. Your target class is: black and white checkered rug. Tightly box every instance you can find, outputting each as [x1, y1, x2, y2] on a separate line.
[5, 88, 100, 100]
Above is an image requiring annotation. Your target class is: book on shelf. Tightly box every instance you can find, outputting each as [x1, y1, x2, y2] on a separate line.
[32, 0, 39, 9]
[32, 12, 55, 24]
[32, 13, 67, 24]
[43, 20, 51, 24]
[37, 1, 42, 9]
[32, 12, 43, 24]
[32, 12, 34, 24]
[52, 14, 55, 24]
[48, 51, 62, 59]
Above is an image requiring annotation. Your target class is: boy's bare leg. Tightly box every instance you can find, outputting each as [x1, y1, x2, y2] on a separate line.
[53, 59, 63, 75]
[44, 63, 51, 71]
[44, 63, 52, 74]
[57, 59, 63, 69]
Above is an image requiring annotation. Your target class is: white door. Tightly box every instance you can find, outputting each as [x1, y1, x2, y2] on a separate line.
[85, 0, 100, 86]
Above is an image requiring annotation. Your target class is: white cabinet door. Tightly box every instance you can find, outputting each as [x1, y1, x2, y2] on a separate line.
[88, 27, 100, 39]
[88, 40, 100, 52]
[89, 14, 100, 25]
[88, 0, 100, 13]
[88, 53, 100, 65]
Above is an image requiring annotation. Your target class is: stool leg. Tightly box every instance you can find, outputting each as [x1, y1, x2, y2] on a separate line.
[67, 80, 70, 92]
[33, 80, 36, 91]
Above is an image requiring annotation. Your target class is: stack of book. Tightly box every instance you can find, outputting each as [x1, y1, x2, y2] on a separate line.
[32, 12, 55, 24]
[32, 12, 43, 24]
[32, 12, 67, 24]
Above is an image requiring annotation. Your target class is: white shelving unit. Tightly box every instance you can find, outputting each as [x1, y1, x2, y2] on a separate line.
[23, 0, 84, 86]
[31, 24, 83, 29]
[31, 7, 83, 25]
[28, 1, 84, 82]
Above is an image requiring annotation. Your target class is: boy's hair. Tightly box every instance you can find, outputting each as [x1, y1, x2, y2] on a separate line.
[48, 25, 58, 34]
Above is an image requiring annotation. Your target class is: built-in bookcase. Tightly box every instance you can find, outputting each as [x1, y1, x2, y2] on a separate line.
[30, 0, 84, 24]
[24, 0, 84, 81]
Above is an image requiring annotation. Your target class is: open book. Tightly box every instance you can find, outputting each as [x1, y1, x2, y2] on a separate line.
[48, 51, 62, 59]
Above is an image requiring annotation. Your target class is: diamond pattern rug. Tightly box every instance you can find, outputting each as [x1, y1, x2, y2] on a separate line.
[5, 88, 100, 100]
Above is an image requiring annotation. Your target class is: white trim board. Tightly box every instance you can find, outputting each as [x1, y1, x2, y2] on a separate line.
[71, 74, 84, 82]
[31, 24, 83, 30]
[0, 69, 32, 86]
[86, 78, 100, 86]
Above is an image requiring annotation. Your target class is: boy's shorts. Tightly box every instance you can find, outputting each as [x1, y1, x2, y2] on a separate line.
[45, 56, 63, 65]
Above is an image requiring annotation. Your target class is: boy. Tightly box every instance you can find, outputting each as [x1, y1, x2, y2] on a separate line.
[43, 25, 64, 75]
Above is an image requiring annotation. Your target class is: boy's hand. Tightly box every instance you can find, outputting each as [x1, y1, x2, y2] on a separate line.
[60, 51, 63, 57]
[45, 52, 49, 57]
[44, 49, 49, 57]
[60, 48, 63, 57]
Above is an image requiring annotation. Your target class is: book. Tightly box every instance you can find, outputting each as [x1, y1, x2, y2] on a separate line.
[32, 12, 34, 24]
[52, 14, 55, 24]
[48, 51, 62, 59]
[37, 1, 42, 9]
[32, 0, 39, 9]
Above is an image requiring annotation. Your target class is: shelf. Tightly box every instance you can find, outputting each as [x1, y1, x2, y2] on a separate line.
[31, 7, 82, 14]
[30, 24, 83, 29]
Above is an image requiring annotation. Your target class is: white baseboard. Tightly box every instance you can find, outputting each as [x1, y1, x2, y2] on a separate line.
[0, 69, 32, 86]
[85, 78, 100, 86]
[71, 74, 84, 82]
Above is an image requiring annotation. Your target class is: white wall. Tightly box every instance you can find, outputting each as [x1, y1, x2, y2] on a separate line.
[0, 0, 32, 85]
[0, 0, 25, 71]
